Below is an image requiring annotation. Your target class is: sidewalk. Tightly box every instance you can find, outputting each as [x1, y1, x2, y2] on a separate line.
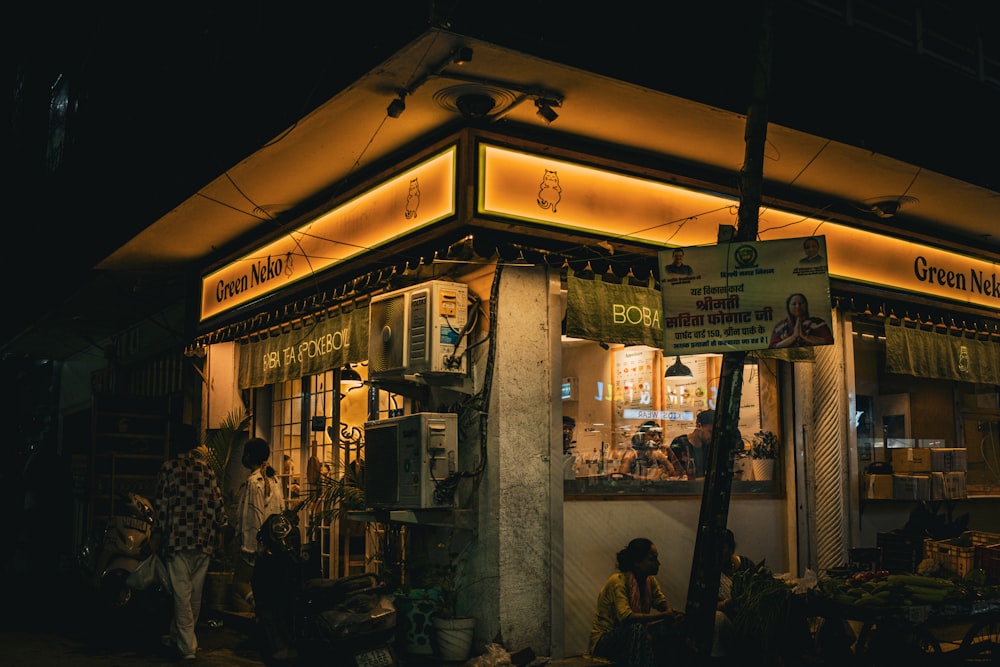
[2, 607, 266, 667]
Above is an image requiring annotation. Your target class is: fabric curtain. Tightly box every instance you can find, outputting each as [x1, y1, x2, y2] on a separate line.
[885, 323, 1000, 384]
[565, 270, 663, 348]
[238, 306, 369, 389]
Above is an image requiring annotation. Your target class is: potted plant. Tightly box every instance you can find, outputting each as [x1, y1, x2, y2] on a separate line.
[201, 406, 252, 610]
[396, 537, 479, 662]
[427, 562, 477, 663]
[749, 430, 778, 481]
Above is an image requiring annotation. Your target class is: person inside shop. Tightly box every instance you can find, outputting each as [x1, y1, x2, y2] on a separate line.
[669, 409, 715, 478]
[768, 293, 834, 349]
[152, 425, 228, 661]
[619, 422, 681, 479]
[588, 537, 684, 667]
[799, 236, 825, 265]
[563, 415, 577, 455]
[713, 529, 757, 659]
[664, 248, 694, 275]
[232, 438, 286, 612]
[283, 454, 300, 499]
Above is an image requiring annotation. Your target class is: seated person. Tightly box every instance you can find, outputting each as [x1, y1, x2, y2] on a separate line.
[619, 423, 680, 479]
[589, 537, 683, 667]
[714, 528, 756, 658]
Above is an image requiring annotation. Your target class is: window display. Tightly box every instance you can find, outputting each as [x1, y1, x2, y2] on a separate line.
[562, 340, 774, 497]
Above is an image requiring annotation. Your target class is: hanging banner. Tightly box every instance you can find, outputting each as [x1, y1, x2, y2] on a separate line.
[885, 324, 1000, 384]
[659, 236, 833, 355]
[238, 306, 369, 388]
[565, 270, 662, 347]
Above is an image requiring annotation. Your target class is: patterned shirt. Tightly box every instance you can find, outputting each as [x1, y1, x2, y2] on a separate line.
[154, 447, 227, 556]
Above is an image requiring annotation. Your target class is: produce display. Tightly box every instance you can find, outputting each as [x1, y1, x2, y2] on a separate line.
[815, 564, 1000, 609]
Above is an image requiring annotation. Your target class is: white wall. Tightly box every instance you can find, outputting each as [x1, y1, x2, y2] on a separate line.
[562, 497, 789, 656]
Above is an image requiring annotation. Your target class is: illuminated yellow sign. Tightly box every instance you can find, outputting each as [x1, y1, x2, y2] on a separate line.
[200, 147, 457, 321]
[479, 144, 999, 311]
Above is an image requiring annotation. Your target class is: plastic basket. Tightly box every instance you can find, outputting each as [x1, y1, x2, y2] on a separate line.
[922, 530, 1000, 579]
[975, 543, 1000, 583]
[877, 530, 924, 573]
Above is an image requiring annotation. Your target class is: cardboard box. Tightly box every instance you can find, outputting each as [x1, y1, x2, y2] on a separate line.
[864, 473, 894, 499]
[930, 471, 967, 499]
[893, 473, 931, 500]
[930, 448, 967, 472]
[891, 447, 933, 472]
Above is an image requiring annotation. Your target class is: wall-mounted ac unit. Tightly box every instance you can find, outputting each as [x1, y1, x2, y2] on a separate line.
[364, 412, 458, 509]
[368, 280, 469, 380]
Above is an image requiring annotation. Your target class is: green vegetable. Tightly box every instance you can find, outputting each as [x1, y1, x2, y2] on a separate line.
[886, 574, 954, 589]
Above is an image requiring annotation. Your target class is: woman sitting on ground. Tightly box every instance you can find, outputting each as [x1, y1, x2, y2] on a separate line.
[588, 537, 683, 667]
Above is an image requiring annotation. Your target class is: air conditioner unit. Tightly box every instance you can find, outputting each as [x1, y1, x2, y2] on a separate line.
[364, 412, 458, 509]
[368, 280, 469, 380]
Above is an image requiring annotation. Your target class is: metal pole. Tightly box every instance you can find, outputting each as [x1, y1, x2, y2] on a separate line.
[684, 0, 772, 660]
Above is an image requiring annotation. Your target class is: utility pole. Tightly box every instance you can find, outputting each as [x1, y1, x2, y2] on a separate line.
[684, 0, 772, 661]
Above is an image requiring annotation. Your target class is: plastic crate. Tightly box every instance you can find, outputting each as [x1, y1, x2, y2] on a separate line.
[876, 530, 924, 573]
[975, 543, 1000, 583]
[922, 530, 1000, 579]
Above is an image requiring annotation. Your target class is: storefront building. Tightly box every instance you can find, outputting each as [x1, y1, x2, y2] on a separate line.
[54, 25, 999, 660]
[189, 118, 1000, 662]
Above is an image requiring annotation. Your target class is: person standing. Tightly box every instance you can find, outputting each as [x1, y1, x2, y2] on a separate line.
[233, 437, 286, 609]
[669, 409, 715, 478]
[588, 537, 683, 667]
[152, 428, 228, 661]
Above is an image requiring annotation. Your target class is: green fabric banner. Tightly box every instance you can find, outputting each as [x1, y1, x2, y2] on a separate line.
[565, 271, 662, 347]
[885, 324, 1000, 384]
[238, 306, 369, 389]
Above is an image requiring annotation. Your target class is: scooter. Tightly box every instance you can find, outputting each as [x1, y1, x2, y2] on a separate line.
[77, 492, 171, 647]
[253, 506, 398, 666]
[91, 491, 157, 609]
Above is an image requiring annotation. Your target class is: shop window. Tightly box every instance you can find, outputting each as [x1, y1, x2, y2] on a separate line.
[853, 320, 1000, 498]
[267, 370, 370, 578]
[562, 340, 777, 497]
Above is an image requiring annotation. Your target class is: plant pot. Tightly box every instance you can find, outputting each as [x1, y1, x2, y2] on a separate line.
[432, 615, 476, 663]
[395, 589, 441, 656]
[204, 570, 234, 611]
[751, 458, 775, 481]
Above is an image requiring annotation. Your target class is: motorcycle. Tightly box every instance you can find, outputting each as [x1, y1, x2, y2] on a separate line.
[253, 505, 398, 666]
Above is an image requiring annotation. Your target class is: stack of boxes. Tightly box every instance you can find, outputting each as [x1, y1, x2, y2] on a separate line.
[863, 447, 967, 500]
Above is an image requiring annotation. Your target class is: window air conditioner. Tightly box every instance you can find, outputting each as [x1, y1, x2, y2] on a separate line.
[368, 280, 469, 380]
[364, 412, 458, 509]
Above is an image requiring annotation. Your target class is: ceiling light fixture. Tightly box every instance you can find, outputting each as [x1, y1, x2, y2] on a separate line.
[339, 364, 364, 398]
[665, 355, 693, 378]
[863, 195, 918, 219]
[455, 92, 497, 119]
[386, 92, 407, 119]
[535, 98, 560, 123]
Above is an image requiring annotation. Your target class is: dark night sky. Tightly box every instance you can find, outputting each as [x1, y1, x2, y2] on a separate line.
[6, 1, 1000, 352]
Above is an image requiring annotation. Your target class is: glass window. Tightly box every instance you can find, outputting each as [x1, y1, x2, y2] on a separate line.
[853, 318, 1000, 499]
[562, 340, 776, 497]
[266, 370, 370, 578]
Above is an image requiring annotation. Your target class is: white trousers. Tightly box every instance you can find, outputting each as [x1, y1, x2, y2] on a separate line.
[165, 549, 210, 659]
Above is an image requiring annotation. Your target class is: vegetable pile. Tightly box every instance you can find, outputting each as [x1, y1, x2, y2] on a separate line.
[815, 567, 1000, 608]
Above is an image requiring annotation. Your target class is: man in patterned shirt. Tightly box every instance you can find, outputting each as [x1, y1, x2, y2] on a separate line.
[152, 426, 228, 661]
